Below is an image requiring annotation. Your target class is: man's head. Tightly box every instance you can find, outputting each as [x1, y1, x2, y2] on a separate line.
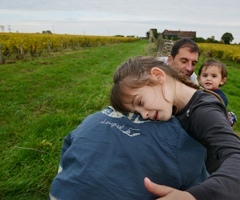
[167, 38, 200, 77]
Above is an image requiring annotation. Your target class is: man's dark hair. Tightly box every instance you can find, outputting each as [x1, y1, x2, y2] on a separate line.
[170, 38, 200, 58]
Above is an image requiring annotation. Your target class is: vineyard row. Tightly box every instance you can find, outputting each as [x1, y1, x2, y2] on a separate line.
[198, 43, 240, 63]
[0, 33, 140, 64]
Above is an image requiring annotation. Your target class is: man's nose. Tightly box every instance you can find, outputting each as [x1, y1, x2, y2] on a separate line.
[185, 62, 194, 72]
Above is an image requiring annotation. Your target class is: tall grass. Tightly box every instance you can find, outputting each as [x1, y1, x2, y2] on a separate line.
[0, 39, 239, 199]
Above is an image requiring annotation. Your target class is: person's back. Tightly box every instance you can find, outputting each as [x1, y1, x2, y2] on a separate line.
[49, 106, 208, 200]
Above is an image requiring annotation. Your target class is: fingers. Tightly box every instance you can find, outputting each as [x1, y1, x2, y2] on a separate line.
[144, 177, 196, 200]
[144, 177, 174, 197]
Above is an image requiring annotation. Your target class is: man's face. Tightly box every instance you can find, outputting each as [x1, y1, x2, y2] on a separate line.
[167, 47, 199, 77]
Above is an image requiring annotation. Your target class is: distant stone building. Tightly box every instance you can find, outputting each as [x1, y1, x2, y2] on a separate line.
[162, 29, 196, 39]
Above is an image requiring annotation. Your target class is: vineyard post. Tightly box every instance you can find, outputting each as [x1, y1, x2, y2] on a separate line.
[19, 44, 23, 59]
[48, 42, 51, 54]
[0, 44, 2, 64]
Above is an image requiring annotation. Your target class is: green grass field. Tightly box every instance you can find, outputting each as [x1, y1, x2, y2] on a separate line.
[0, 39, 239, 199]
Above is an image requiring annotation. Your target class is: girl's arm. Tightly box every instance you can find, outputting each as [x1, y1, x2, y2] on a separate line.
[187, 104, 240, 199]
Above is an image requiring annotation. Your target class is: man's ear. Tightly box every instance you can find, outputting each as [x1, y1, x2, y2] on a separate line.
[150, 67, 166, 83]
[167, 55, 173, 66]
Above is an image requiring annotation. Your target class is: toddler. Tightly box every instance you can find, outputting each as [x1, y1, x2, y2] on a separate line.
[198, 59, 236, 126]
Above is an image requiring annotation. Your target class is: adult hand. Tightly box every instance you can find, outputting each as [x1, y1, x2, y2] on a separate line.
[144, 177, 196, 200]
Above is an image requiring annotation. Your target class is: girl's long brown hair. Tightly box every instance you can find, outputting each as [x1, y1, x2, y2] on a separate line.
[110, 56, 223, 113]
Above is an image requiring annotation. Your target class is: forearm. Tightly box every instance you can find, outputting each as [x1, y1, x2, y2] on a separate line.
[187, 154, 240, 200]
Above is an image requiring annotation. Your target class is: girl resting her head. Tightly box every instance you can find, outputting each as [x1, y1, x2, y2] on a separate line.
[110, 55, 217, 121]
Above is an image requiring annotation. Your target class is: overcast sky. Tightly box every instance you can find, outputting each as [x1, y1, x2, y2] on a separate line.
[1, 0, 240, 43]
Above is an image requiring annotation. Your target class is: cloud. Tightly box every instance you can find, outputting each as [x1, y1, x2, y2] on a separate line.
[0, 0, 240, 42]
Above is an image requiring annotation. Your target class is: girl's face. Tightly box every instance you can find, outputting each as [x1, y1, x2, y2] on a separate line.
[198, 66, 226, 90]
[124, 84, 174, 121]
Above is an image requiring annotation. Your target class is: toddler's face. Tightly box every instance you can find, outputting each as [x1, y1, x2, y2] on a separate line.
[198, 66, 225, 90]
